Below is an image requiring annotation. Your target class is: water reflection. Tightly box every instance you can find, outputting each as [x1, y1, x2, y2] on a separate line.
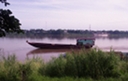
[27, 49, 72, 55]
[26, 48, 90, 55]
[26, 49, 70, 62]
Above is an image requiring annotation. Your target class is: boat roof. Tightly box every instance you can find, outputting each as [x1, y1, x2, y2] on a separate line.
[77, 37, 95, 40]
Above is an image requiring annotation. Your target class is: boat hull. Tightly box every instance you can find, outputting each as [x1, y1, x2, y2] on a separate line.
[27, 41, 92, 49]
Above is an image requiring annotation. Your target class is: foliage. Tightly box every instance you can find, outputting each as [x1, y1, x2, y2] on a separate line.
[1, 49, 128, 81]
[6, 29, 128, 39]
[44, 55, 67, 77]
[0, 0, 10, 6]
[0, 54, 44, 81]
[0, 0, 22, 37]
[0, 54, 21, 81]
[0, 9, 22, 37]
[44, 49, 121, 79]
[19, 56, 44, 81]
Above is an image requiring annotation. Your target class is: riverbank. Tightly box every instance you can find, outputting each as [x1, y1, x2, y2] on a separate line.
[1, 48, 128, 81]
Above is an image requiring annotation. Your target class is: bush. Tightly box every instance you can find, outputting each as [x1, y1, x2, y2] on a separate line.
[0, 48, 127, 80]
[20, 56, 44, 81]
[0, 54, 44, 81]
[44, 55, 66, 77]
[44, 48, 121, 79]
[0, 54, 21, 81]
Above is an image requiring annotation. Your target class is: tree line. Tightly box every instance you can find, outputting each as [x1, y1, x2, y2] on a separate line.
[5, 29, 128, 38]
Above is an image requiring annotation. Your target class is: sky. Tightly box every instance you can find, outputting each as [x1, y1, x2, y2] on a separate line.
[1, 0, 128, 30]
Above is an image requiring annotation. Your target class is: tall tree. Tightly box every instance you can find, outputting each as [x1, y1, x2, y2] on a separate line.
[0, 0, 22, 37]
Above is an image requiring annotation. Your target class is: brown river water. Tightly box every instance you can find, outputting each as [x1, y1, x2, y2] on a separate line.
[0, 37, 128, 62]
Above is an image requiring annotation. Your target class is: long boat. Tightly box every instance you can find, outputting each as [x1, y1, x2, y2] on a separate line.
[26, 38, 95, 49]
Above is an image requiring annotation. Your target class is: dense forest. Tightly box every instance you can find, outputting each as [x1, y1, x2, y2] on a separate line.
[6, 29, 128, 39]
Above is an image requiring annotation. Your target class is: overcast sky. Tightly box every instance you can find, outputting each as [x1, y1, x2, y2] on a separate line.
[1, 0, 128, 30]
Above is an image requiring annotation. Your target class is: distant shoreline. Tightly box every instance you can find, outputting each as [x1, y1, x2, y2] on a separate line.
[5, 29, 128, 39]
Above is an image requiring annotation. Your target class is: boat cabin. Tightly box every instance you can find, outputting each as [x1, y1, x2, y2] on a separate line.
[76, 38, 95, 47]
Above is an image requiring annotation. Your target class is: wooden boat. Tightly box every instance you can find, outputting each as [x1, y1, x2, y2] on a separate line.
[26, 38, 95, 49]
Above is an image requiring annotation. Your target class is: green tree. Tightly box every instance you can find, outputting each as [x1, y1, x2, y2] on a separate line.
[0, 0, 22, 37]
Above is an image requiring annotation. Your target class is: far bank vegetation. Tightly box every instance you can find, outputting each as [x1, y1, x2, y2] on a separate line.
[6, 29, 128, 38]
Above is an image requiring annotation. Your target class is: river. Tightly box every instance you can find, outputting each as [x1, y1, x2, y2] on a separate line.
[0, 37, 128, 62]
